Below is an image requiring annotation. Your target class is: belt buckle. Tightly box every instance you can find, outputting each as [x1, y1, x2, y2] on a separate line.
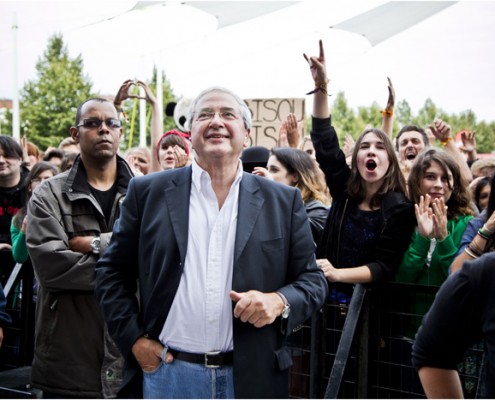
[204, 351, 221, 368]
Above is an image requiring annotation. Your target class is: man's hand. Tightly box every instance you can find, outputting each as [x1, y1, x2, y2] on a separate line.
[0, 327, 3, 349]
[131, 337, 168, 372]
[68, 236, 94, 254]
[230, 290, 284, 328]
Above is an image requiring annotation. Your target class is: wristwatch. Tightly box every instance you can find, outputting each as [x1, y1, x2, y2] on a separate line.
[276, 291, 291, 319]
[90, 236, 101, 255]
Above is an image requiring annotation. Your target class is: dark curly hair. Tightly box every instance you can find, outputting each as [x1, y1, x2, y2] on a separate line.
[407, 148, 474, 220]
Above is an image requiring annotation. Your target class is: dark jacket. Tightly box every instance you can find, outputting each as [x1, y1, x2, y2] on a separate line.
[305, 199, 329, 243]
[0, 165, 29, 244]
[96, 167, 328, 398]
[311, 117, 415, 282]
[26, 155, 133, 398]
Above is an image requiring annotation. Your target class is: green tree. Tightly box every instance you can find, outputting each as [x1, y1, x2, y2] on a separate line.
[330, 91, 359, 143]
[0, 108, 12, 136]
[395, 99, 412, 126]
[19, 34, 93, 150]
[415, 98, 443, 127]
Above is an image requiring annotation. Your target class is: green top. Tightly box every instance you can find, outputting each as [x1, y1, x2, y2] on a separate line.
[10, 218, 29, 264]
[396, 214, 473, 338]
[396, 214, 473, 286]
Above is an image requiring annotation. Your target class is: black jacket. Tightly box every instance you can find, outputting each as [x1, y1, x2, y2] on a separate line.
[311, 117, 415, 282]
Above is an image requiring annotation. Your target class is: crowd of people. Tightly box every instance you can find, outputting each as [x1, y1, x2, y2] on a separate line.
[0, 39, 494, 398]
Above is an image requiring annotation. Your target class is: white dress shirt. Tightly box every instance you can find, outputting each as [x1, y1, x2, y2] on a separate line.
[159, 159, 243, 353]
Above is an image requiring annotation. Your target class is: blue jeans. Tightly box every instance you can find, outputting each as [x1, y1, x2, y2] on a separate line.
[143, 349, 234, 399]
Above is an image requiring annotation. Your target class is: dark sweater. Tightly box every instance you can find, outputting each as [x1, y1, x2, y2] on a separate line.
[412, 252, 495, 397]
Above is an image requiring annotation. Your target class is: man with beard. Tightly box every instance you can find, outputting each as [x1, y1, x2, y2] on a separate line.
[26, 98, 133, 398]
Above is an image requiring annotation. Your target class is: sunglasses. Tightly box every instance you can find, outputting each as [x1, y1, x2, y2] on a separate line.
[76, 118, 122, 129]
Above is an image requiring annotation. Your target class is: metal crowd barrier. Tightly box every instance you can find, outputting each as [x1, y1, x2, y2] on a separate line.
[287, 282, 485, 399]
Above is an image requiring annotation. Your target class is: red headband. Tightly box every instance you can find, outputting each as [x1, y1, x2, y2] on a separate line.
[155, 130, 191, 161]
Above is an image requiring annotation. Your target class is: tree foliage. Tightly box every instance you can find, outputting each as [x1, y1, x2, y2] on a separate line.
[19, 34, 93, 149]
[330, 91, 495, 154]
[8, 33, 495, 155]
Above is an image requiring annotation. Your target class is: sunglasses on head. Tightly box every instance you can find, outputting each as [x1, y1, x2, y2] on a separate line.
[76, 118, 122, 129]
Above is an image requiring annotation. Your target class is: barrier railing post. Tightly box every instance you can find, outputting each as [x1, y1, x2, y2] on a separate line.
[324, 284, 367, 399]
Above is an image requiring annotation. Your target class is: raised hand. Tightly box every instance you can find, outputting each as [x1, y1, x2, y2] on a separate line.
[385, 77, 395, 112]
[303, 39, 327, 86]
[304, 40, 330, 118]
[431, 197, 448, 241]
[460, 130, 476, 153]
[278, 121, 289, 147]
[136, 80, 158, 105]
[285, 113, 300, 148]
[429, 118, 451, 143]
[415, 195, 434, 238]
[114, 80, 156, 105]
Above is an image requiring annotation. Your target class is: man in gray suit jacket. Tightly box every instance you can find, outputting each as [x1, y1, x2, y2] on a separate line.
[96, 86, 328, 398]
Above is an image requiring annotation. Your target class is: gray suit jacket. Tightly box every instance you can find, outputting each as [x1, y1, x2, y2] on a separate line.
[96, 165, 328, 398]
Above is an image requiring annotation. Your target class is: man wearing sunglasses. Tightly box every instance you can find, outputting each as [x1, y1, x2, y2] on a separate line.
[26, 98, 134, 398]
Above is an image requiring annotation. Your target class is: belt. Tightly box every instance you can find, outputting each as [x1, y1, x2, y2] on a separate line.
[169, 348, 233, 368]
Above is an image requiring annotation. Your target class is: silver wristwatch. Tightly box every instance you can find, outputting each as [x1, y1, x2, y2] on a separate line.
[276, 291, 291, 319]
[90, 236, 101, 255]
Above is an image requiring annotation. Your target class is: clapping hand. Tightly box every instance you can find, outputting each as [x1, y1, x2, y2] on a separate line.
[431, 197, 448, 241]
[415, 195, 434, 238]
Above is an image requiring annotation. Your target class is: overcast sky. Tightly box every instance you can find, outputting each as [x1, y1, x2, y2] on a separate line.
[1, 1, 495, 123]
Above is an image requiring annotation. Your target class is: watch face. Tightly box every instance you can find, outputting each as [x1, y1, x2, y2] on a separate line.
[91, 237, 101, 254]
[282, 304, 290, 319]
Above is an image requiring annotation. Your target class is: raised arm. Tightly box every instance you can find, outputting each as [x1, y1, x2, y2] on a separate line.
[304, 40, 349, 196]
[381, 77, 395, 139]
[304, 39, 329, 119]
[135, 81, 163, 173]
[430, 118, 473, 183]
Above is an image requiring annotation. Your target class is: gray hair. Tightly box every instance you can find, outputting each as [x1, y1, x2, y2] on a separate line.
[185, 87, 252, 131]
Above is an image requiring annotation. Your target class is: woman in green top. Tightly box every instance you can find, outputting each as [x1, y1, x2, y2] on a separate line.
[396, 148, 474, 286]
[10, 161, 58, 263]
